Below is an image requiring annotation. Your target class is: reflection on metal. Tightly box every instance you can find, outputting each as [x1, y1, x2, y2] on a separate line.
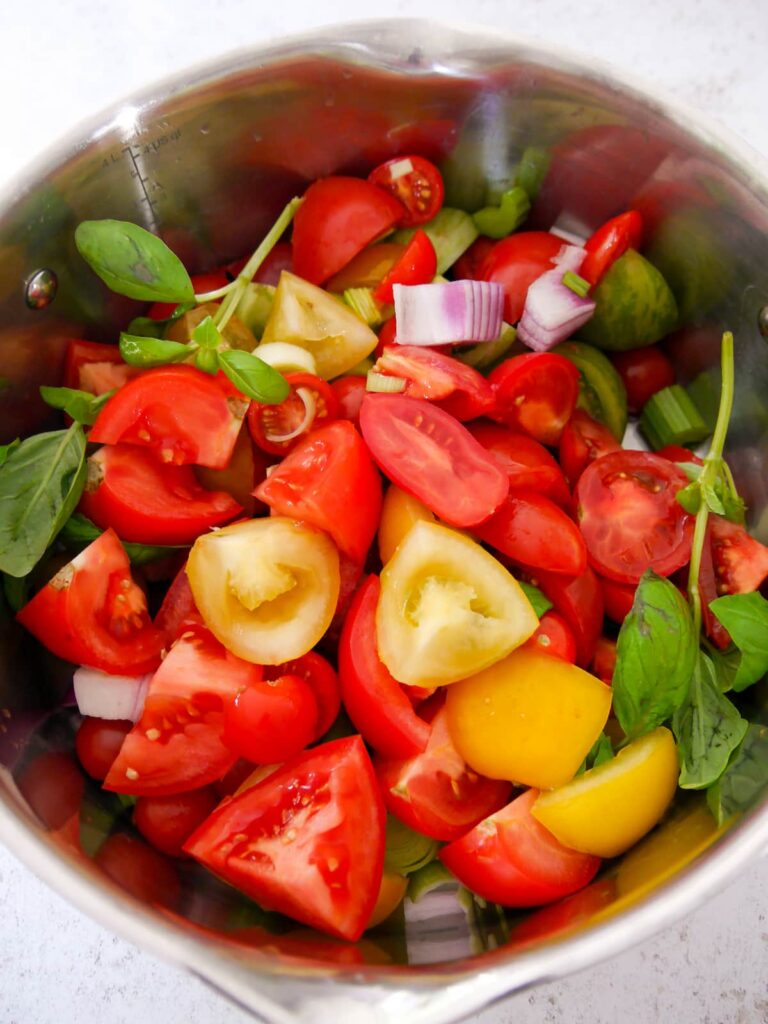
[24, 268, 58, 309]
[759, 304, 768, 339]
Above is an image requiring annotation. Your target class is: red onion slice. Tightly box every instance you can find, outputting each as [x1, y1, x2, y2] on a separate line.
[393, 280, 504, 346]
[517, 245, 595, 352]
[73, 667, 151, 722]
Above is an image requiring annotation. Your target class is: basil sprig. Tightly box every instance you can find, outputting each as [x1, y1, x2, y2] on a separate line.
[40, 386, 115, 426]
[119, 333, 190, 368]
[707, 723, 768, 825]
[0, 439, 19, 468]
[709, 592, 768, 691]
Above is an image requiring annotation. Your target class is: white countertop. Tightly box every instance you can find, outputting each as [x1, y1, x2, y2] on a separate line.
[2, 1, 768, 1021]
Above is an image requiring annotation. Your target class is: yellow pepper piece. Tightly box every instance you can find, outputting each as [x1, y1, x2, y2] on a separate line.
[378, 485, 437, 565]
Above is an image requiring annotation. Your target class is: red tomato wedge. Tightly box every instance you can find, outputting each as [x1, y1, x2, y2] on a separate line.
[104, 626, 262, 796]
[488, 354, 580, 446]
[79, 445, 242, 545]
[522, 610, 577, 663]
[440, 789, 601, 907]
[339, 576, 430, 760]
[533, 566, 604, 669]
[292, 177, 404, 285]
[373, 229, 437, 304]
[372, 346, 495, 422]
[375, 702, 513, 842]
[710, 515, 768, 595]
[17, 530, 164, 676]
[264, 651, 341, 740]
[89, 365, 247, 470]
[611, 345, 675, 414]
[255, 420, 382, 565]
[468, 421, 571, 506]
[559, 410, 621, 487]
[359, 394, 509, 528]
[184, 736, 385, 942]
[368, 155, 444, 228]
[479, 232, 563, 323]
[64, 339, 138, 395]
[247, 372, 340, 457]
[476, 490, 587, 577]
[154, 565, 202, 640]
[331, 375, 367, 427]
[579, 211, 643, 287]
[591, 636, 617, 685]
[576, 450, 694, 583]
[599, 574, 637, 624]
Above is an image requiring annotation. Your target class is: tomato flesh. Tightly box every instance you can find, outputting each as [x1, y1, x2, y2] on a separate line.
[532, 566, 605, 669]
[331, 375, 367, 427]
[247, 372, 341, 457]
[580, 211, 643, 287]
[522, 611, 577, 663]
[263, 651, 341, 740]
[64, 339, 138, 395]
[468, 421, 571, 506]
[373, 229, 437, 304]
[373, 345, 495, 422]
[489, 354, 580, 446]
[559, 410, 621, 487]
[368, 155, 444, 227]
[223, 675, 318, 764]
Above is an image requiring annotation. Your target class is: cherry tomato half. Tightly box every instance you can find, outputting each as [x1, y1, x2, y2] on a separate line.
[611, 346, 675, 414]
[247, 372, 340, 457]
[468, 421, 571, 506]
[223, 675, 319, 763]
[476, 490, 587, 577]
[134, 787, 219, 858]
[559, 410, 621, 487]
[263, 651, 341, 740]
[373, 345, 495, 422]
[75, 717, 133, 780]
[479, 232, 563, 323]
[580, 211, 643, 287]
[373, 229, 437, 304]
[488, 354, 580, 446]
[368, 154, 444, 227]
[710, 515, 768, 595]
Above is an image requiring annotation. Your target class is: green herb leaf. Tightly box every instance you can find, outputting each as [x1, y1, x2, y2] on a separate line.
[710, 592, 768, 691]
[672, 651, 748, 789]
[612, 571, 698, 740]
[40, 386, 115, 426]
[195, 348, 220, 375]
[517, 580, 553, 618]
[119, 333, 190, 368]
[587, 732, 614, 769]
[706, 722, 768, 825]
[677, 462, 703, 483]
[701, 480, 726, 516]
[217, 349, 289, 403]
[59, 513, 181, 566]
[2, 571, 30, 613]
[192, 315, 223, 350]
[75, 220, 195, 304]
[709, 645, 741, 693]
[676, 481, 702, 515]
[0, 439, 19, 468]
[0, 425, 86, 578]
[125, 301, 195, 339]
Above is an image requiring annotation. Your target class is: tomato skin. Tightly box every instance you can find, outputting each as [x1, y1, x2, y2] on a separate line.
[247, 372, 341, 457]
[331, 375, 367, 427]
[468, 421, 571, 506]
[223, 675, 318, 763]
[154, 565, 202, 640]
[710, 515, 768, 595]
[439, 789, 601, 908]
[611, 347, 675, 413]
[488, 354, 580, 446]
[373, 345, 495, 422]
[580, 211, 643, 287]
[95, 833, 180, 907]
[453, 237, 496, 282]
[134, 786, 219, 858]
[263, 651, 341, 740]
[476, 490, 587, 577]
[75, 717, 133, 780]
[479, 232, 564, 323]
[89, 365, 246, 470]
[64, 339, 137, 395]
[184, 736, 385, 942]
[522, 611, 577, 663]
[292, 177, 404, 285]
[576, 451, 694, 584]
[373, 230, 437, 304]
[599, 575, 637, 624]
[592, 637, 617, 685]
[377, 316, 398, 350]
[657, 445, 703, 465]
[559, 410, 621, 487]
[368, 155, 444, 227]
[255, 420, 382, 565]
[17, 751, 85, 832]
[339, 576, 430, 760]
[359, 394, 509, 528]
[533, 566, 605, 669]
[17, 531, 164, 676]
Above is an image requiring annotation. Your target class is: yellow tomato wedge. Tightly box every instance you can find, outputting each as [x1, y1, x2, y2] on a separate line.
[187, 518, 339, 665]
[367, 872, 409, 928]
[376, 520, 537, 688]
[165, 301, 256, 351]
[325, 243, 404, 292]
[378, 485, 437, 565]
[531, 726, 679, 858]
[446, 648, 611, 787]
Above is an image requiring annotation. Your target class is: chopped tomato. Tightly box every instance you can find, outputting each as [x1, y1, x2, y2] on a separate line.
[17, 531, 164, 676]
[368, 155, 444, 227]
[611, 346, 675, 413]
[559, 410, 621, 487]
[148, 271, 230, 320]
[194, 424, 267, 519]
[656, 445, 703, 465]
[331, 375, 367, 427]
[468, 421, 571, 506]
[75, 718, 133, 780]
[592, 637, 617, 685]
[479, 232, 563, 323]
[255, 420, 382, 564]
[710, 515, 768, 595]
[372, 345, 495, 422]
[223, 675, 318, 763]
[154, 565, 202, 640]
[476, 490, 587, 577]
[325, 242, 405, 293]
[17, 751, 85, 833]
[134, 786, 219, 858]
[103, 626, 263, 796]
[488, 354, 580, 446]
[184, 736, 385, 942]
[453, 237, 496, 282]
[599, 575, 637, 624]
[580, 211, 643, 287]
[64, 339, 137, 395]
[359, 394, 508, 528]
[263, 651, 341, 740]
[576, 451, 694, 583]
[522, 610, 577, 663]
[532, 566, 605, 669]
[247, 372, 341, 457]
[89, 365, 246, 470]
[372, 230, 437, 304]
[377, 316, 398, 352]
[440, 789, 601, 907]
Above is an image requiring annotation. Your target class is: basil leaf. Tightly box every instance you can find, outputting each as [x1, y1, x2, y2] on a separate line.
[59, 513, 181, 566]
[612, 571, 698, 740]
[75, 220, 195, 304]
[709, 645, 741, 693]
[0, 425, 86, 578]
[126, 301, 196, 339]
[2, 571, 30, 613]
[587, 732, 614, 769]
[195, 348, 220, 375]
[706, 722, 768, 825]
[676, 481, 702, 515]
[0, 439, 19, 468]
[218, 349, 289, 403]
[119, 333, 190, 368]
[677, 462, 703, 483]
[701, 480, 726, 516]
[193, 315, 223, 350]
[710, 592, 768, 691]
[517, 580, 553, 618]
[672, 651, 748, 789]
[40, 386, 115, 426]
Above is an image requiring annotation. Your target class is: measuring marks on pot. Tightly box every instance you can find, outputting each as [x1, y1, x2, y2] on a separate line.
[101, 128, 182, 228]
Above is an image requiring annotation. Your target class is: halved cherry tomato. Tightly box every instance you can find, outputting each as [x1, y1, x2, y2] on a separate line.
[95, 833, 180, 907]
[75, 718, 133, 780]
[17, 531, 164, 676]
[375, 702, 513, 842]
[711, 515, 768, 595]
[263, 651, 341, 740]
[439, 789, 600, 907]
[292, 177, 404, 285]
[579, 211, 643, 287]
[223, 675, 319, 763]
[154, 565, 202, 640]
[339, 576, 430, 760]
[64, 339, 137, 395]
[576, 451, 693, 583]
[468, 421, 571, 506]
[522, 611, 577, 663]
[148, 271, 230, 321]
[372, 230, 437, 304]
[226, 242, 293, 286]
[488, 354, 580, 446]
[532, 566, 604, 669]
[326, 243, 404, 293]
[372, 345, 495, 422]
[611, 346, 675, 413]
[359, 394, 508, 528]
[79, 445, 242, 545]
[184, 736, 385, 942]
[89, 366, 246, 470]
[453, 237, 496, 281]
[368, 155, 444, 227]
[559, 410, 621, 487]
[657, 445, 703, 465]
[476, 490, 587, 577]
[247, 372, 341, 457]
[599, 575, 637, 624]
[592, 636, 617, 685]
[479, 232, 563, 323]
[134, 786, 219, 858]
[103, 625, 262, 796]
[331, 375, 367, 426]
[255, 420, 382, 564]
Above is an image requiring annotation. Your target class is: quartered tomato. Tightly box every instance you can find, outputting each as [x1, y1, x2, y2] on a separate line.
[599, 574, 637, 624]
[488, 354, 580, 446]
[89, 366, 246, 470]
[64, 339, 137, 395]
[532, 566, 605, 669]
[134, 787, 219, 858]
[263, 651, 341, 740]
[559, 410, 621, 487]
[184, 736, 385, 942]
[476, 490, 587, 577]
[611, 346, 675, 413]
[223, 675, 319, 763]
[247, 372, 341, 456]
[522, 611, 577, 663]
[710, 515, 768, 595]
[330, 375, 367, 427]
[373, 230, 437, 304]
[372, 346, 495, 422]
[576, 451, 694, 583]
[579, 211, 643, 288]
[479, 232, 563, 323]
[468, 421, 571, 506]
[154, 565, 202, 640]
[17, 531, 164, 676]
[368, 155, 444, 227]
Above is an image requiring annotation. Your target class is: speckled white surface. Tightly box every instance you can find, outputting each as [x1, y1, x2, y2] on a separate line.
[1, 1, 768, 1022]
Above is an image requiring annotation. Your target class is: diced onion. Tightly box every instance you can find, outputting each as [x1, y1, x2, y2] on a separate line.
[517, 244, 596, 352]
[393, 280, 504, 347]
[263, 386, 316, 443]
[253, 342, 317, 375]
[74, 667, 150, 722]
[366, 371, 407, 393]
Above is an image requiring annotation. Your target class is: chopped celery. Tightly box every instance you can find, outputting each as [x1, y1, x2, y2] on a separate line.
[456, 323, 516, 370]
[514, 145, 551, 200]
[343, 287, 385, 328]
[472, 187, 530, 240]
[407, 860, 455, 902]
[394, 209, 479, 276]
[685, 370, 720, 432]
[233, 282, 275, 338]
[562, 270, 591, 298]
[366, 371, 406, 394]
[640, 384, 711, 450]
[384, 816, 439, 876]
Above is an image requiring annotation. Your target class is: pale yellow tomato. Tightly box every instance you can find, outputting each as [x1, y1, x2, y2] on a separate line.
[194, 425, 259, 516]
[378, 485, 437, 565]
[376, 520, 537, 688]
[187, 518, 339, 665]
[367, 872, 409, 928]
[446, 648, 611, 788]
[531, 726, 679, 858]
[165, 301, 256, 351]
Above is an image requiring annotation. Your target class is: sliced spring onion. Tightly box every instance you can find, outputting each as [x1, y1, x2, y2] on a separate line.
[640, 384, 711, 450]
[384, 816, 440, 877]
[393, 280, 504, 347]
[73, 667, 150, 722]
[394, 208, 479, 275]
[252, 341, 317, 375]
[407, 860, 455, 903]
[366, 371, 407, 394]
[517, 245, 595, 352]
[562, 270, 591, 298]
[514, 145, 551, 200]
[457, 323, 517, 370]
[263, 387, 316, 443]
[343, 287, 385, 328]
